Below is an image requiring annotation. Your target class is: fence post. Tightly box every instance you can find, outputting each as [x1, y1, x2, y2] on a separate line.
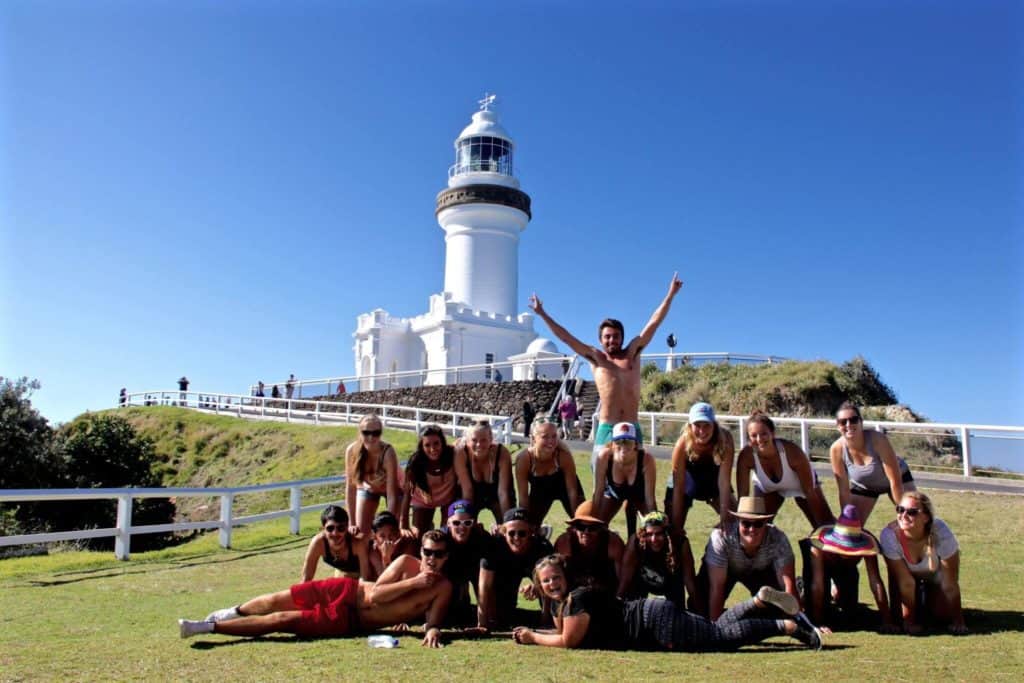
[960, 426, 972, 478]
[415, 409, 422, 434]
[381, 406, 388, 429]
[115, 494, 133, 561]
[219, 494, 234, 549]
[290, 486, 302, 534]
[649, 414, 657, 447]
[451, 411, 458, 437]
[800, 420, 810, 456]
[346, 403, 352, 425]
[738, 417, 747, 449]
[314, 401, 320, 425]
[287, 399, 292, 422]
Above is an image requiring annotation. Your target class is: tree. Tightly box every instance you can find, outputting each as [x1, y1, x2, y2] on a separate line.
[0, 377, 59, 536]
[52, 413, 176, 550]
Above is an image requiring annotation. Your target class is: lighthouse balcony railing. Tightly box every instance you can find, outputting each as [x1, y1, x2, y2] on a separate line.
[448, 159, 515, 177]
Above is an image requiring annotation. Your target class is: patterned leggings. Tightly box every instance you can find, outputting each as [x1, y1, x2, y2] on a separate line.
[641, 597, 785, 652]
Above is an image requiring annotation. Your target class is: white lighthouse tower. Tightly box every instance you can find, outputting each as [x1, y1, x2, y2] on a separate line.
[436, 93, 532, 316]
[353, 96, 562, 389]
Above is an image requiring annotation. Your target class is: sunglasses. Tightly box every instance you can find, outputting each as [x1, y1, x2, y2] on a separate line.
[837, 416, 861, 426]
[572, 523, 604, 533]
[739, 520, 766, 530]
[324, 524, 345, 533]
[421, 548, 448, 559]
[449, 519, 475, 528]
[506, 529, 530, 539]
[361, 429, 382, 437]
[896, 505, 922, 518]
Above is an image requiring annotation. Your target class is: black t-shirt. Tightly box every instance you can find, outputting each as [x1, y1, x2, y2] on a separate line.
[559, 587, 626, 650]
[481, 534, 554, 612]
[444, 525, 491, 588]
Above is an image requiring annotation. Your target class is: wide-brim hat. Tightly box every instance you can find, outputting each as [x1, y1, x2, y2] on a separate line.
[809, 524, 879, 557]
[567, 500, 605, 526]
[729, 496, 774, 521]
[809, 503, 879, 556]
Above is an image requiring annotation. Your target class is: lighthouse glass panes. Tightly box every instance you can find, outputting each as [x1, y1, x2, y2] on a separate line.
[454, 136, 513, 176]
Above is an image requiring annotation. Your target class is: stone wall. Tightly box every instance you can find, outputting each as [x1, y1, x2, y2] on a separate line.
[314, 380, 565, 429]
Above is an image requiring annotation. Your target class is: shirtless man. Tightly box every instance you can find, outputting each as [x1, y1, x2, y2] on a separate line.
[529, 272, 683, 470]
[178, 530, 452, 647]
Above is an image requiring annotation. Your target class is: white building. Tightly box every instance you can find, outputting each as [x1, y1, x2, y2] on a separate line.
[353, 97, 563, 389]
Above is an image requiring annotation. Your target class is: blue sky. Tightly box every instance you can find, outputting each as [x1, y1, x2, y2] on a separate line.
[2, 1, 1021, 434]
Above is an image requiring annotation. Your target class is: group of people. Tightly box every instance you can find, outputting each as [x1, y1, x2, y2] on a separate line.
[179, 274, 966, 650]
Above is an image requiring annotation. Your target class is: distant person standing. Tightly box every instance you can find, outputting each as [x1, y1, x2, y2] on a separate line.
[286, 374, 296, 399]
[337, 381, 347, 396]
[530, 272, 683, 472]
[559, 396, 578, 440]
[494, 369, 503, 383]
[271, 385, 281, 399]
[522, 401, 536, 439]
[119, 388, 127, 407]
[255, 381, 265, 398]
[177, 376, 189, 407]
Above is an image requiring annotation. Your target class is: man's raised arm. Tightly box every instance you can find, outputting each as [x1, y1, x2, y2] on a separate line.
[633, 272, 683, 355]
[529, 293, 597, 361]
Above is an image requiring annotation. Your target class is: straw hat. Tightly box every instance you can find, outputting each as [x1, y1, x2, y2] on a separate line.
[729, 496, 775, 521]
[809, 504, 879, 557]
[567, 500, 605, 526]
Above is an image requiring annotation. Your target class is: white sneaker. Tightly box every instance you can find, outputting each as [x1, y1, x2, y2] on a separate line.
[179, 619, 214, 639]
[756, 586, 799, 616]
[204, 605, 242, 623]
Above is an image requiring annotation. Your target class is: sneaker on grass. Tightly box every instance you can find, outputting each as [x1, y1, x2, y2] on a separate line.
[179, 619, 215, 639]
[791, 615, 824, 651]
[204, 605, 242, 623]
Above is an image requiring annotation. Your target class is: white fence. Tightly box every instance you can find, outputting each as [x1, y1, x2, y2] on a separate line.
[255, 351, 789, 398]
[0, 475, 346, 560]
[122, 391, 515, 444]
[639, 412, 1024, 478]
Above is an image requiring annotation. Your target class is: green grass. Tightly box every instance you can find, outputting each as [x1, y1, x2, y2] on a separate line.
[2, 450, 1023, 681]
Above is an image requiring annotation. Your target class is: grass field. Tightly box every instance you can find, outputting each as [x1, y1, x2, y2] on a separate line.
[2, 448, 1023, 681]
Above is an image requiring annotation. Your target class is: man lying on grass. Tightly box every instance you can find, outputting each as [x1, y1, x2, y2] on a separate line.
[178, 530, 452, 647]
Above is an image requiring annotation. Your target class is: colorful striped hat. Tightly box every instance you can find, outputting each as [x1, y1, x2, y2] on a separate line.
[809, 504, 879, 557]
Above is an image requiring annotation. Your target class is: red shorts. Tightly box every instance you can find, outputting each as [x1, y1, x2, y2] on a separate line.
[290, 577, 360, 637]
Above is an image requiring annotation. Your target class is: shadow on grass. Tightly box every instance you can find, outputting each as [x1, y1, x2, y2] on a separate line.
[22, 537, 307, 587]
[190, 635, 301, 650]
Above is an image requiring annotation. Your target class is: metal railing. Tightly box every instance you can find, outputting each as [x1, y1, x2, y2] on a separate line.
[638, 412, 1024, 478]
[0, 475, 346, 560]
[255, 351, 788, 398]
[121, 391, 515, 443]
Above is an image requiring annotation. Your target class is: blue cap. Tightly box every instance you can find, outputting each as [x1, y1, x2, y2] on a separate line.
[688, 402, 716, 424]
[447, 499, 475, 518]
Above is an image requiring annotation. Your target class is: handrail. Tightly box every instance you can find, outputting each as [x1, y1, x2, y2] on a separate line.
[254, 351, 789, 397]
[0, 475, 347, 560]
[121, 391, 514, 444]
[638, 412, 1024, 478]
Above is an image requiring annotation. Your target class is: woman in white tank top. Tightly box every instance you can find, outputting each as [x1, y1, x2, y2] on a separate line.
[735, 411, 834, 530]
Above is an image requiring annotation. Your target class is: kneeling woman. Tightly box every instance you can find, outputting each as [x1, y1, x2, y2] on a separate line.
[880, 491, 967, 634]
[513, 554, 822, 651]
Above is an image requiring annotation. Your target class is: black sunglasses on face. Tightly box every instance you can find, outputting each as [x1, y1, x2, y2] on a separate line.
[837, 417, 861, 426]
[506, 529, 530, 539]
[739, 520, 766, 529]
[896, 505, 921, 517]
[421, 548, 448, 559]
[324, 524, 345, 533]
[573, 523, 603, 533]
[362, 429, 382, 437]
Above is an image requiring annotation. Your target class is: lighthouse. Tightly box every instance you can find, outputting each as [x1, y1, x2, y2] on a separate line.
[435, 94, 532, 316]
[353, 96, 563, 389]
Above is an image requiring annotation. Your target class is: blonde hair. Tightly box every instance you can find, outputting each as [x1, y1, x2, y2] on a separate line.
[682, 421, 729, 465]
[900, 490, 939, 572]
[532, 554, 570, 618]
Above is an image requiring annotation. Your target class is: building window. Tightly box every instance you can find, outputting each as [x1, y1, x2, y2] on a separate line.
[484, 352, 494, 380]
